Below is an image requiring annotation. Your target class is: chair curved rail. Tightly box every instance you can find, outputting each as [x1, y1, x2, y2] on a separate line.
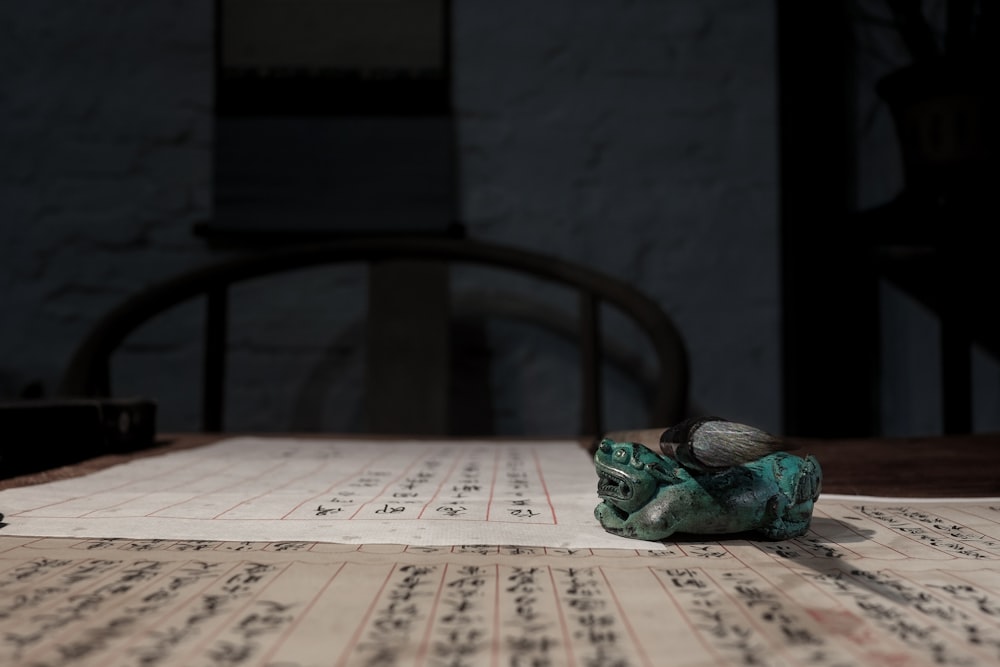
[58, 237, 689, 431]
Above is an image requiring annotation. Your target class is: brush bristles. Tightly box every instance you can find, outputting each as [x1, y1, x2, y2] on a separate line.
[690, 420, 784, 468]
[661, 417, 788, 471]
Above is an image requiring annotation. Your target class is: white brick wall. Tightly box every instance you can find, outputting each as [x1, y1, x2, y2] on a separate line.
[1, 1, 214, 407]
[1, 0, 783, 434]
[453, 0, 780, 431]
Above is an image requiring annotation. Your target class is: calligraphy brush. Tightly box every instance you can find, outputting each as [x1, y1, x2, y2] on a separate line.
[659, 416, 792, 472]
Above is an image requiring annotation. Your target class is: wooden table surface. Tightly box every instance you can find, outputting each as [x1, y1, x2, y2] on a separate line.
[792, 433, 1000, 497]
[2, 431, 999, 498]
[607, 428, 1000, 497]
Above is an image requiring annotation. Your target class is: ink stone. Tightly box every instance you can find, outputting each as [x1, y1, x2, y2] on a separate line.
[594, 417, 822, 541]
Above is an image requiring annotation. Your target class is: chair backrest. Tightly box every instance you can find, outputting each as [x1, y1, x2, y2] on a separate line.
[57, 237, 688, 436]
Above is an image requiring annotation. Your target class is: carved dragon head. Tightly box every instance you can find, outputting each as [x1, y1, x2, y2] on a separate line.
[594, 439, 677, 516]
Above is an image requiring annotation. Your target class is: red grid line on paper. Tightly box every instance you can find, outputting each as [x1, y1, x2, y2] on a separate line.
[0, 551, 75, 595]
[795, 563, 990, 664]
[414, 562, 452, 666]
[146, 458, 293, 518]
[256, 561, 347, 665]
[211, 454, 344, 519]
[946, 569, 1000, 604]
[888, 568, 1000, 663]
[812, 506, 913, 559]
[763, 555, 916, 663]
[649, 565, 728, 665]
[485, 446, 500, 522]
[796, 526, 865, 559]
[701, 566, 800, 665]
[599, 566, 655, 667]
[348, 446, 450, 520]
[279, 448, 393, 520]
[169, 560, 297, 665]
[413, 448, 473, 519]
[6, 514, 578, 526]
[0, 536, 46, 553]
[14, 559, 183, 664]
[410, 445, 501, 521]
[491, 563, 501, 667]
[334, 563, 399, 667]
[882, 506, 1000, 558]
[721, 547, 871, 666]
[482, 445, 557, 525]
[16, 455, 236, 518]
[407, 446, 560, 524]
[531, 448, 558, 525]
[848, 506, 967, 560]
[100, 560, 250, 664]
[546, 565, 578, 666]
[947, 504, 1000, 529]
[75, 459, 236, 518]
[849, 503, 995, 560]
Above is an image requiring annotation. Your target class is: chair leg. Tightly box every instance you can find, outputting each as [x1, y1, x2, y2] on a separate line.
[367, 261, 451, 434]
[579, 292, 601, 437]
[203, 287, 228, 432]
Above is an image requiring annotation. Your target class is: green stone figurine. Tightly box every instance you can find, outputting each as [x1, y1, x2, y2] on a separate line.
[594, 417, 822, 541]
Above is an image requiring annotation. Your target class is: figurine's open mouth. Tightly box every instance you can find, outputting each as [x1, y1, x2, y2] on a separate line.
[596, 468, 633, 502]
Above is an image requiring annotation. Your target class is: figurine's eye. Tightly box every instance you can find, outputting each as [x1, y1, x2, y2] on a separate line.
[613, 448, 628, 462]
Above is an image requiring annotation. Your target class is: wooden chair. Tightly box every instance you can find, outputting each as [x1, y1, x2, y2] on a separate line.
[57, 237, 688, 436]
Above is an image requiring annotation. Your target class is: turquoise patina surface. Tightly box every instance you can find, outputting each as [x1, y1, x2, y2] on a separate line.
[594, 439, 822, 541]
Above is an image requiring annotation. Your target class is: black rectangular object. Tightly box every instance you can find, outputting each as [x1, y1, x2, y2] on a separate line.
[0, 398, 157, 479]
